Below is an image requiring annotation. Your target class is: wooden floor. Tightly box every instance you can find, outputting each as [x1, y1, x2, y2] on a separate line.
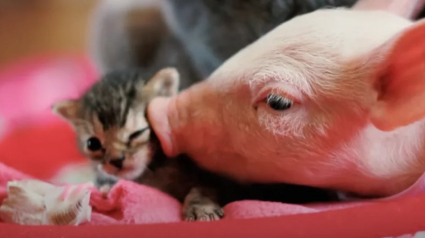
[0, 0, 98, 68]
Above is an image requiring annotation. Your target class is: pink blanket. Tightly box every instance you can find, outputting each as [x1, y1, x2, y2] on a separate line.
[2, 160, 423, 225]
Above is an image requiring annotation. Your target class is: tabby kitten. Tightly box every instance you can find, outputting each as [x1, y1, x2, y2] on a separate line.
[52, 68, 338, 221]
[52, 68, 180, 191]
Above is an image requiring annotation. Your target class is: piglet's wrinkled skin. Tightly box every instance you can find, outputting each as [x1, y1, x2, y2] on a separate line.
[148, 0, 425, 197]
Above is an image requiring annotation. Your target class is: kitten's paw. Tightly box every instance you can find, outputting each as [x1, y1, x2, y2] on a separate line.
[98, 184, 112, 198]
[184, 203, 224, 222]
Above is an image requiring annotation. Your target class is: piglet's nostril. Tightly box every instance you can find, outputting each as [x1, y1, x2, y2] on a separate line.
[109, 157, 124, 169]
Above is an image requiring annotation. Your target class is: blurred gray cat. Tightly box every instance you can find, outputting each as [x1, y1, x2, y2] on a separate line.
[89, 0, 358, 90]
[52, 68, 338, 221]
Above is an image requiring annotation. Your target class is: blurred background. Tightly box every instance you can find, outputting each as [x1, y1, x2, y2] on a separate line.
[0, 0, 97, 67]
[0, 0, 101, 182]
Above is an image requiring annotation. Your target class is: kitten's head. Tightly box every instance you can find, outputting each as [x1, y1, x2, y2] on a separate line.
[52, 68, 179, 180]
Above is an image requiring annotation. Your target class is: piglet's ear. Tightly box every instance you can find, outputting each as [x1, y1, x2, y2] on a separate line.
[145, 67, 180, 97]
[370, 20, 425, 131]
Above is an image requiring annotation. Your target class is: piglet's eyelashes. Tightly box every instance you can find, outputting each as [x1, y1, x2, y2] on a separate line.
[252, 93, 294, 111]
[252, 82, 300, 103]
[266, 94, 293, 111]
[252, 87, 297, 111]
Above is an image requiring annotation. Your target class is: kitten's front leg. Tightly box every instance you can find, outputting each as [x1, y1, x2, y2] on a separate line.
[94, 169, 119, 197]
[183, 187, 224, 221]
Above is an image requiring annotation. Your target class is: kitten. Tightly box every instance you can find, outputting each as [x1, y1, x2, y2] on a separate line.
[52, 68, 338, 221]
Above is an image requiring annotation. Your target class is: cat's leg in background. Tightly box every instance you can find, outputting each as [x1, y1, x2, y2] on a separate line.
[89, 0, 166, 74]
[182, 187, 224, 221]
[88, 0, 202, 90]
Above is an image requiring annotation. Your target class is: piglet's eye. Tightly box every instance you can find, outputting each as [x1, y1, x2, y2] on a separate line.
[266, 94, 293, 111]
[87, 137, 102, 151]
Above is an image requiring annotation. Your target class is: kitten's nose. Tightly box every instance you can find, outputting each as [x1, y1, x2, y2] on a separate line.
[109, 155, 124, 169]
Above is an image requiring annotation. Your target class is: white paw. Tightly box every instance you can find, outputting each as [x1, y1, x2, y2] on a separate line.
[98, 184, 112, 197]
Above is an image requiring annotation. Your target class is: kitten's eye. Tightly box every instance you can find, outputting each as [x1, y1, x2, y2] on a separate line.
[87, 137, 102, 151]
[266, 94, 293, 111]
[128, 127, 149, 141]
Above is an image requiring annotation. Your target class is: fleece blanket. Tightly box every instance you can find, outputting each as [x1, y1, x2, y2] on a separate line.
[1, 159, 425, 226]
[0, 162, 345, 224]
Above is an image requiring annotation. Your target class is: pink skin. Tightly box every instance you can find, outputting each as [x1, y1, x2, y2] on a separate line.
[149, 0, 425, 197]
[148, 73, 376, 195]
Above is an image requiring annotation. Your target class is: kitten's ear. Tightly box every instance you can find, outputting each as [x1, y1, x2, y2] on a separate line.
[368, 20, 425, 131]
[145, 67, 180, 97]
[52, 100, 80, 122]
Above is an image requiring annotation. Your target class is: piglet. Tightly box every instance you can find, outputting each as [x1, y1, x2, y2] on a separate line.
[147, 0, 425, 198]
